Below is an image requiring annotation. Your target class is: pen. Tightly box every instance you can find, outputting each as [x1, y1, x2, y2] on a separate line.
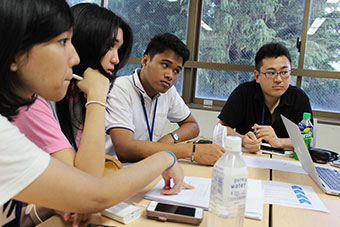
[253, 129, 257, 136]
[72, 74, 83, 81]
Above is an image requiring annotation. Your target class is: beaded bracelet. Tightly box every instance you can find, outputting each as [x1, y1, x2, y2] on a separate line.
[85, 100, 107, 109]
[164, 150, 177, 170]
[191, 143, 196, 162]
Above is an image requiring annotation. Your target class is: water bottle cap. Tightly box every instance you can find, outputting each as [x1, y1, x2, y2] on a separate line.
[224, 136, 242, 152]
[303, 112, 311, 119]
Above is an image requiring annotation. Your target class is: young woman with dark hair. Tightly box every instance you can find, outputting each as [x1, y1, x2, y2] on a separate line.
[0, 0, 188, 226]
[56, 3, 133, 150]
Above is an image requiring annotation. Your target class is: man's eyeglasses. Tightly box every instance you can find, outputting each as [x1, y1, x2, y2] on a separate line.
[260, 70, 292, 79]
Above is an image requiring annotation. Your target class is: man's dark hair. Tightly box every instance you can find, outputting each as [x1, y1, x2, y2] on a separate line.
[144, 33, 190, 65]
[255, 42, 291, 71]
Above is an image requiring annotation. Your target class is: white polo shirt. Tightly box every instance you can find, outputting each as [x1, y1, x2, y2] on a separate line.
[105, 69, 191, 155]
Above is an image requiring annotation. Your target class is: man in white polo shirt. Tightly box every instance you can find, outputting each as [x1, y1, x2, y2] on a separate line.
[105, 33, 225, 166]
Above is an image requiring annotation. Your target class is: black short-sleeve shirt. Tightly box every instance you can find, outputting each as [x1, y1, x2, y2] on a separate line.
[218, 80, 313, 138]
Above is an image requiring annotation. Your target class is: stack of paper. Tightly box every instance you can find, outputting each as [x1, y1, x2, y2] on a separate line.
[144, 176, 264, 220]
[242, 155, 306, 174]
[262, 180, 329, 213]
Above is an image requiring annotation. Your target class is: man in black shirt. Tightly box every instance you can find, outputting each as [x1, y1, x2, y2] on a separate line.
[218, 43, 312, 153]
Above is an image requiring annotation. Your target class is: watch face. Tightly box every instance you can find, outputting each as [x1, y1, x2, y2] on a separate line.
[172, 132, 179, 142]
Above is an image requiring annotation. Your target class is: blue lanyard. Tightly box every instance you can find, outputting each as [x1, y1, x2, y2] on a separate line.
[261, 101, 265, 125]
[139, 92, 158, 141]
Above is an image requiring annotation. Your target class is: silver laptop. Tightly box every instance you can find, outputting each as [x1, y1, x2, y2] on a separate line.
[281, 115, 340, 196]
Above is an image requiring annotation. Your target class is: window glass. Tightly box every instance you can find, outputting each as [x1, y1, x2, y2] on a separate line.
[196, 69, 297, 100]
[108, 0, 189, 58]
[303, 0, 340, 112]
[108, 0, 189, 93]
[117, 64, 138, 77]
[302, 77, 340, 112]
[199, 0, 304, 68]
[197, 0, 305, 101]
[174, 71, 184, 96]
[66, 0, 101, 6]
[290, 75, 297, 87]
[304, 0, 340, 71]
[196, 69, 253, 100]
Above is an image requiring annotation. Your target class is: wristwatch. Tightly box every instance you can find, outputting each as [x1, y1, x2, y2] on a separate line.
[170, 132, 179, 143]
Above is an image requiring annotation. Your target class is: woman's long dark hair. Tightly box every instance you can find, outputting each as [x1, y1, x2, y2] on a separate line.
[0, 0, 73, 121]
[55, 3, 133, 149]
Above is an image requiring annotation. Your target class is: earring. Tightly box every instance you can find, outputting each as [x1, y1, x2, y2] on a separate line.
[10, 62, 19, 72]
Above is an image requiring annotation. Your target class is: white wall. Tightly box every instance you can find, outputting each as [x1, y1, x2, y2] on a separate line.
[163, 108, 219, 138]
[163, 108, 340, 152]
[315, 123, 340, 152]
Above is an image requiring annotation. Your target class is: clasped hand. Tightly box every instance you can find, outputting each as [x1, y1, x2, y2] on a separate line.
[243, 124, 281, 153]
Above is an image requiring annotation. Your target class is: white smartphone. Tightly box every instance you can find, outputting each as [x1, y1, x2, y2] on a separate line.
[146, 201, 203, 225]
[331, 159, 340, 168]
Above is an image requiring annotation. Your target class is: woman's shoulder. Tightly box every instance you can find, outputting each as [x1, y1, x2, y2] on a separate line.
[15, 97, 54, 124]
[30, 97, 52, 110]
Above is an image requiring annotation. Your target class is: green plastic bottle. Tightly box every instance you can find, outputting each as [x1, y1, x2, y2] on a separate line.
[294, 112, 313, 160]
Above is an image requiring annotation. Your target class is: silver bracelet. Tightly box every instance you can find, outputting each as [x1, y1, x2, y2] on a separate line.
[25, 204, 43, 225]
[85, 100, 107, 108]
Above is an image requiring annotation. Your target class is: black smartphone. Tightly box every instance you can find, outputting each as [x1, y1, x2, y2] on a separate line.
[260, 144, 285, 154]
[195, 139, 212, 144]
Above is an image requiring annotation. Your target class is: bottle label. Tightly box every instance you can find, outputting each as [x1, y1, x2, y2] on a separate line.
[298, 122, 313, 149]
[210, 165, 247, 218]
[298, 123, 313, 135]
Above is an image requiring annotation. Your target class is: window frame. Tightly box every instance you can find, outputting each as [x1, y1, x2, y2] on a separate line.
[103, 0, 340, 124]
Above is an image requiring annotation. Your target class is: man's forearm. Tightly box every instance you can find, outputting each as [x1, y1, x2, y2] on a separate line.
[225, 126, 243, 138]
[158, 122, 199, 144]
[115, 140, 193, 162]
[174, 122, 199, 142]
[278, 138, 294, 150]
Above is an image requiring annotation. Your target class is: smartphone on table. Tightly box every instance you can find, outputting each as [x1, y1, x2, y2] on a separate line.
[146, 201, 203, 225]
[260, 143, 293, 156]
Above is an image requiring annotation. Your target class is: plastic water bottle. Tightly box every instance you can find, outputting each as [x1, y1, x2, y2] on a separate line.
[295, 112, 313, 160]
[213, 122, 227, 148]
[208, 136, 248, 227]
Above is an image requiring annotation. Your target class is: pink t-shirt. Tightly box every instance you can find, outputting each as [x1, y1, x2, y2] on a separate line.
[12, 97, 72, 154]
